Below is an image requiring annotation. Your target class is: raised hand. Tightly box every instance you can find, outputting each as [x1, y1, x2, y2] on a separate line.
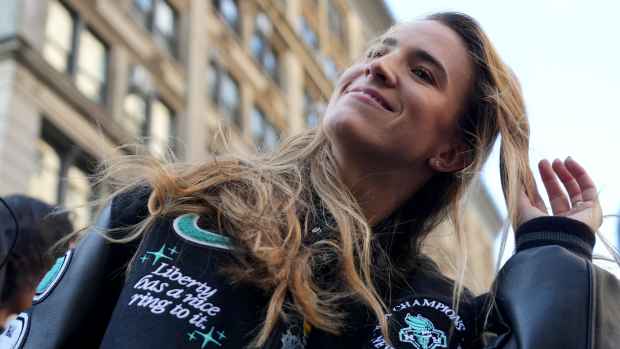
[517, 157, 602, 233]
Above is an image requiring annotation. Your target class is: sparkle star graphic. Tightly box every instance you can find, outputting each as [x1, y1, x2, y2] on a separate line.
[144, 244, 173, 266]
[217, 331, 226, 340]
[187, 331, 197, 342]
[193, 327, 222, 348]
[168, 245, 179, 255]
[139, 255, 149, 264]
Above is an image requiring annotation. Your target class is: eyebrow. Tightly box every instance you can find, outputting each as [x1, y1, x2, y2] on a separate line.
[381, 37, 399, 47]
[380, 36, 448, 85]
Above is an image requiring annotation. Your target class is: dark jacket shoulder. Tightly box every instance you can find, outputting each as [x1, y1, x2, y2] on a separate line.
[1, 187, 152, 349]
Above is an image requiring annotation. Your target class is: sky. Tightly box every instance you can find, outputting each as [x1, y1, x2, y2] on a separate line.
[385, 0, 620, 268]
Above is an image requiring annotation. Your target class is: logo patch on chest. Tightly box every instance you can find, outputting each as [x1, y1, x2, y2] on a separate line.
[399, 313, 447, 349]
[173, 214, 232, 250]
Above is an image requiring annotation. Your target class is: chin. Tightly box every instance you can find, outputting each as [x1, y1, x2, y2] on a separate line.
[325, 106, 367, 141]
[324, 108, 393, 163]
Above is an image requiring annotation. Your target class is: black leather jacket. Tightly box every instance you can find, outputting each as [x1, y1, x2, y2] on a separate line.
[1, 190, 619, 348]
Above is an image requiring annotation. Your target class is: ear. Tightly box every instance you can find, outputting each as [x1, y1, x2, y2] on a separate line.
[428, 141, 472, 173]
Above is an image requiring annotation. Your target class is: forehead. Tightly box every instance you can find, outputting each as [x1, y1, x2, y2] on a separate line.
[383, 20, 472, 82]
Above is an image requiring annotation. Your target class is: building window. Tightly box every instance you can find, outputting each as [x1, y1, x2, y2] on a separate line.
[148, 99, 174, 157]
[74, 29, 108, 102]
[42, 1, 73, 72]
[250, 13, 280, 84]
[123, 94, 148, 139]
[123, 65, 176, 158]
[43, 0, 109, 104]
[328, 1, 346, 43]
[123, 65, 152, 137]
[251, 106, 279, 150]
[208, 60, 242, 128]
[298, 16, 319, 51]
[304, 77, 325, 128]
[132, 0, 178, 56]
[207, 60, 218, 100]
[321, 56, 339, 81]
[65, 166, 92, 230]
[220, 72, 241, 127]
[28, 120, 96, 229]
[29, 140, 61, 204]
[304, 90, 320, 128]
[213, 0, 240, 34]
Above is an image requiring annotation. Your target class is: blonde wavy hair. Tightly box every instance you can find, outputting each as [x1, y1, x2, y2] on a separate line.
[96, 12, 533, 347]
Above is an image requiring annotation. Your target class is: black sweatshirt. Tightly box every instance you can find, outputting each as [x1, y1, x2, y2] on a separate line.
[2, 188, 619, 348]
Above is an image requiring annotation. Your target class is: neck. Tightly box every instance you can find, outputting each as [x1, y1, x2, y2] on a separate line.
[336, 157, 431, 225]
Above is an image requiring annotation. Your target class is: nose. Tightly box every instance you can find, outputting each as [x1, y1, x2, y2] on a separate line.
[365, 56, 397, 88]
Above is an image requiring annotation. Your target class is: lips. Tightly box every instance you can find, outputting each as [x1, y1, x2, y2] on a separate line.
[345, 87, 395, 112]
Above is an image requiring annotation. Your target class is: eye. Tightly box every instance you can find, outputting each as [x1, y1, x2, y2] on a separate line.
[411, 67, 435, 84]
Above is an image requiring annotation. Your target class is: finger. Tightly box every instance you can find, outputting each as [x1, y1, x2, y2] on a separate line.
[531, 181, 548, 213]
[517, 189, 546, 226]
[517, 189, 529, 214]
[552, 158, 583, 206]
[539, 159, 571, 214]
[521, 171, 548, 213]
[517, 190, 533, 224]
[521, 185, 548, 215]
[564, 157, 598, 203]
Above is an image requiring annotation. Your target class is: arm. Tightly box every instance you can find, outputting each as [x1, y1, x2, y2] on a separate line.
[364, 158, 619, 349]
[477, 157, 619, 349]
[362, 217, 620, 349]
[0, 188, 150, 348]
[479, 216, 620, 349]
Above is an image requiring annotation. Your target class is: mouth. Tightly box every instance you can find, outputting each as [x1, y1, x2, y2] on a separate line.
[344, 87, 395, 113]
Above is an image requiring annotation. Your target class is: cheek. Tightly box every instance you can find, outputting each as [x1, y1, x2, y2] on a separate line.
[402, 89, 452, 133]
[322, 69, 378, 140]
[396, 91, 457, 156]
[332, 63, 364, 95]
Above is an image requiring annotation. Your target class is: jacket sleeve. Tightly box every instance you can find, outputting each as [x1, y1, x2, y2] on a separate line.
[477, 216, 620, 349]
[0, 187, 150, 348]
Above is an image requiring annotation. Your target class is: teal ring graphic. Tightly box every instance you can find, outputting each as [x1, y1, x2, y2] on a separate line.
[33, 249, 73, 304]
[173, 213, 232, 250]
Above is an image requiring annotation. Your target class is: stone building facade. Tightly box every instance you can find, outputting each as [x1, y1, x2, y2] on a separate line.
[0, 0, 501, 292]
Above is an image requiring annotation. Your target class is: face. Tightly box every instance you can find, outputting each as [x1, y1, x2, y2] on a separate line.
[1, 269, 46, 322]
[0, 286, 35, 329]
[323, 20, 474, 173]
[13, 287, 35, 312]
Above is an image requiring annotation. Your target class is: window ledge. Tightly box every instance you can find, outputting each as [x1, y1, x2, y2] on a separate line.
[1, 35, 133, 146]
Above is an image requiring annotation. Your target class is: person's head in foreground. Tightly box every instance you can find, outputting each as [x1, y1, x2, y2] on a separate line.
[102, 11, 603, 347]
[0, 195, 72, 327]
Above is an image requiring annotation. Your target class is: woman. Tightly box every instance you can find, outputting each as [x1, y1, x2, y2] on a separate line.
[8, 12, 619, 348]
[0, 195, 72, 329]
